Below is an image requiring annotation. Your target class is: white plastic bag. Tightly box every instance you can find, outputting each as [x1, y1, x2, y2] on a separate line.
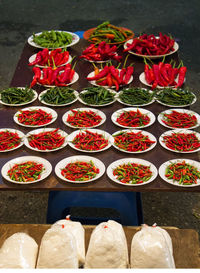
[0, 232, 38, 268]
[51, 216, 85, 266]
[131, 224, 175, 268]
[85, 220, 129, 268]
[36, 226, 78, 268]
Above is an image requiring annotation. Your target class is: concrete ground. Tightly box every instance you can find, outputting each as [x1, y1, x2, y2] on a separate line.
[0, 0, 200, 233]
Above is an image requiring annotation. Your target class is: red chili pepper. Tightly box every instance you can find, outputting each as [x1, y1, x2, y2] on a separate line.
[116, 110, 150, 128]
[66, 110, 102, 128]
[162, 110, 197, 128]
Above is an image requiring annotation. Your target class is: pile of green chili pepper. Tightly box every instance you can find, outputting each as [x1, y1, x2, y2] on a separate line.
[0, 87, 35, 105]
[88, 21, 133, 44]
[156, 88, 195, 106]
[40, 87, 76, 105]
[113, 162, 153, 184]
[79, 87, 115, 105]
[119, 88, 155, 105]
[165, 160, 200, 185]
[33, 30, 73, 48]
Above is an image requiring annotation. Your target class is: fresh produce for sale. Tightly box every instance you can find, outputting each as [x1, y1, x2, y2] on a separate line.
[16, 108, 53, 126]
[165, 160, 200, 185]
[124, 33, 176, 56]
[0, 87, 36, 105]
[0, 130, 23, 151]
[36, 226, 78, 268]
[85, 220, 128, 268]
[80, 41, 122, 62]
[116, 109, 151, 128]
[39, 87, 77, 106]
[143, 59, 187, 89]
[79, 86, 116, 106]
[85, 21, 134, 44]
[32, 30, 73, 48]
[61, 161, 100, 181]
[131, 224, 175, 268]
[156, 88, 196, 106]
[0, 233, 38, 269]
[30, 63, 78, 87]
[29, 48, 70, 67]
[118, 87, 155, 106]
[87, 64, 134, 90]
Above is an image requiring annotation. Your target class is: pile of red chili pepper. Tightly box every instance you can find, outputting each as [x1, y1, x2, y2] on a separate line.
[17, 109, 53, 126]
[113, 131, 155, 152]
[165, 160, 200, 185]
[29, 48, 70, 67]
[61, 161, 99, 181]
[7, 161, 44, 182]
[124, 33, 175, 55]
[80, 41, 122, 62]
[113, 162, 153, 184]
[28, 129, 65, 151]
[66, 109, 102, 128]
[72, 130, 109, 151]
[0, 130, 22, 151]
[116, 109, 150, 127]
[87, 64, 134, 91]
[144, 59, 187, 89]
[162, 132, 200, 152]
[30, 63, 76, 87]
[161, 110, 197, 128]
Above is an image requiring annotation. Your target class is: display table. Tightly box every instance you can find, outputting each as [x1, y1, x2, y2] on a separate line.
[0, 39, 199, 191]
[0, 224, 199, 268]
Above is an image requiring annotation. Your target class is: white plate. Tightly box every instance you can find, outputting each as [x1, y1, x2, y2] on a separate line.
[67, 129, 114, 153]
[29, 53, 72, 68]
[159, 129, 200, 153]
[156, 90, 197, 107]
[28, 31, 80, 49]
[107, 158, 158, 186]
[87, 69, 133, 89]
[112, 129, 157, 153]
[0, 128, 24, 152]
[62, 107, 106, 129]
[24, 128, 68, 152]
[36, 71, 79, 88]
[0, 87, 38, 107]
[78, 89, 117, 107]
[124, 38, 179, 59]
[1, 156, 52, 184]
[14, 106, 58, 128]
[111, 107, 156, 129]
[159, 158, 200, 187]
[139, 72, 181, 89]
[117, 88, 155, 107]
[157, 109, 200, 129]
[38, 90, 79, 107]
[55, 155, 105, 183]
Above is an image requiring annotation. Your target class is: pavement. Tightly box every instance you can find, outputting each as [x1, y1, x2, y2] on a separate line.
[0, 0, 200, 233]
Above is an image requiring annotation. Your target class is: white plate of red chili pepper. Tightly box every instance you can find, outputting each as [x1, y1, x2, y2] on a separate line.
[13, 106, 58, 128]
[0, 128, 25, 152]
[159, 159, 200, 187]
[1, 156, 52, 184]
[159, 129, 200, 153]
[111, 107, 156, 129]
[24, 128, 68, 152]
[29, 53, 72, 68]
[67, 129, 114, 153]
[55, 155, 105, 183]
[62, 108, 106, 129]
[112, 129, 157, 153]
[157, 109, 200, 130]
[107, 158, 158, 186]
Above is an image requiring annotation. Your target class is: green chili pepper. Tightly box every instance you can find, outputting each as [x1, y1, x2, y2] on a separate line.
[119, 88, 155, 105]
[0, 87, 35, 105]
[80, 86, 115, 105]
[40, 87, 76, 105]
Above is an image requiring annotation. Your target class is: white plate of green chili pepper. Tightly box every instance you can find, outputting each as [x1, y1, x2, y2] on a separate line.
[55, 155, 105, 183]
[159, 159, 200, 187]
[0, 87, 38, 107]
[28, 30, 80, 49]
[38, 89, 79, 107]
[107, 158, 158, 186]
[1, 156, 52, 184]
